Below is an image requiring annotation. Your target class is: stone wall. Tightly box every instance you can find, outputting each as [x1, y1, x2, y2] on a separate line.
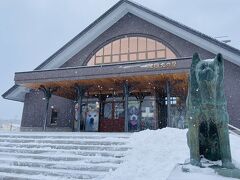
[21, 90, 75, 131]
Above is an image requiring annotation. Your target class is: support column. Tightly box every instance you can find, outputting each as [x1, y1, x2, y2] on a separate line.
[123, 82, 129, 132]
[135, 92, 145, 131]
[98, 94, 107, 121]
[154, 90, 160, 130]
[74, 84, 86, 132]
[166, 81, 171, 127]
[156, 89, 167, 129]
[39, 85, 58, 131]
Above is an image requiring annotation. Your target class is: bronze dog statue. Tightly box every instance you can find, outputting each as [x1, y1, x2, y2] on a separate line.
[186, 53, 234, 168]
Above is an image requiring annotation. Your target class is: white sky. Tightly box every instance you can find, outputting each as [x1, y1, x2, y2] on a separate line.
[0, 0, 240, 121]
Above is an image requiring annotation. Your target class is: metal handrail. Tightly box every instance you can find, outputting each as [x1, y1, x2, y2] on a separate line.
[228, 124, 240, 135]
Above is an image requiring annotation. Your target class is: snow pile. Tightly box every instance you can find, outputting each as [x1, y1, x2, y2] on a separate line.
[104, 128, 240, 180]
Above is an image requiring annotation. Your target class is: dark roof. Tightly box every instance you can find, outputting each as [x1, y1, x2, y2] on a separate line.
[1, 85, 21, 102]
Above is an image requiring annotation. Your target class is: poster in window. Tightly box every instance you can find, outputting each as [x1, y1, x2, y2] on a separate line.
[85, 102, 99, 132]
[128, 105, 140, 131]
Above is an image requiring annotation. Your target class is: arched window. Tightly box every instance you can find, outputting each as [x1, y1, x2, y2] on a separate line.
[87, 36, 176, 66]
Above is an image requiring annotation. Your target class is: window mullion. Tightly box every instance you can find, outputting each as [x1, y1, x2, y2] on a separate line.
[127, 37, 130, 62]
[145, 38, 148, 60]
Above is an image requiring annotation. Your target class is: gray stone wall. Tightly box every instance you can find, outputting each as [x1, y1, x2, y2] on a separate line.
[21, 90, 75, 131]
[224, 60, 240, 128]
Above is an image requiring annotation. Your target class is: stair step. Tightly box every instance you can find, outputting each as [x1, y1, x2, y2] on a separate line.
[0, 172, 57, 180]
[0, 142, 130, 151]
[0, 165, 103, 179]
[0, 152, 123, 164]
[0, 133, 131, 140]
[0, 138, 127, 146]
[0, 148, 125, 159]
[0, 158, 117, 172]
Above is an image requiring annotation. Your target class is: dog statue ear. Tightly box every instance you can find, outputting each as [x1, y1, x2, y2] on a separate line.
[214, 53, 223, 66]
[192, 53, 201, 68]
[188, 53, 201, 106]
[214, 53, 225, 104]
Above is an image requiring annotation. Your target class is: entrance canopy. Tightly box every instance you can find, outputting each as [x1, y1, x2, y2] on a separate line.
[14, 57, 191, 99]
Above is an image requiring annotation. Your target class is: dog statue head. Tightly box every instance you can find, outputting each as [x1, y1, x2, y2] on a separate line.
[188, 53, 225, 106]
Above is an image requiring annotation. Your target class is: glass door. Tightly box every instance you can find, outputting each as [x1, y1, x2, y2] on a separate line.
[100, 101, 125, 132]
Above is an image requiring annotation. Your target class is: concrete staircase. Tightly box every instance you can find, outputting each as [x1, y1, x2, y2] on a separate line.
[0, 132, 131, 180]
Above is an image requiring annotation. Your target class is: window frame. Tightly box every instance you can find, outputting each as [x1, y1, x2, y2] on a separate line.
[87, 36, 176, 66]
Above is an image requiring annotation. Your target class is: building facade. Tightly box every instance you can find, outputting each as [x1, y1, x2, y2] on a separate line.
[3, 0, 240, 132]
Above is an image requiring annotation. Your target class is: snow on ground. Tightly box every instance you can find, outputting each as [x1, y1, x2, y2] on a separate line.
[104, 128, 240, 180]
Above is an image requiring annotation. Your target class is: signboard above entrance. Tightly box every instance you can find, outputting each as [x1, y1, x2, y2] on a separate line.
[141, 61, 177, 69]
[119, 60, 177, 70]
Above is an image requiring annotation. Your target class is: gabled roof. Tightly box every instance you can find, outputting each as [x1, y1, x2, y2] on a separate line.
[3, 0, 240, 102]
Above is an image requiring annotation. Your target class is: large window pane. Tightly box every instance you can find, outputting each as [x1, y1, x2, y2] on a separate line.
[129, 37, 137, 53]
[104, 43, 111, 55]
[121, 54, 128, 62]
[96, 48, 103, 56]
[130, 53, 137, 61]
[141, 99, 157, 130]
[157, 50, 166, 59]
[138, 37, 146, 52]
[121, 38, 128, 53]
[112, 40, 120, 54]
[128, 101, 140, 132]
[84, 102, 100, 132]
[96, 56, 103, 64]
[147, 39, 155, 51]
[114, 102, 124, 119]
[147, 51, 155, 60]
[112, 55, 120, 62]
[104, 103, 112, 119]
[166, 47, 176, 58]
[138, 52, 146, 60]
[104, 56, 111, 63]
[87, 56, 95, 66]
[156, 42, 165, 50]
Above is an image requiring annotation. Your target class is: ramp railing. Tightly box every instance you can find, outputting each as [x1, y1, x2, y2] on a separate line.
[228, 124, 240, 135]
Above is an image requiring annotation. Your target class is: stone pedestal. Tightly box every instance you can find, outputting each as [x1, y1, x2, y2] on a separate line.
[167, 160, 240, 180]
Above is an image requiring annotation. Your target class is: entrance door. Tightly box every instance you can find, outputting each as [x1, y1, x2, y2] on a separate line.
[99, 101, 125, 132]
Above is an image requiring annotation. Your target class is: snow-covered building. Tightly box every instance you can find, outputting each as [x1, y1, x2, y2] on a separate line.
[2, 0, 240, 131]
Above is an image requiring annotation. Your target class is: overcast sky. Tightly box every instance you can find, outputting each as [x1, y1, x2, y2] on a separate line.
[0, 0, 240, 122]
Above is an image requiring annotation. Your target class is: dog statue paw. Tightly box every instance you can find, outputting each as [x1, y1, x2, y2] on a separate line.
[222, 161, 235, 169]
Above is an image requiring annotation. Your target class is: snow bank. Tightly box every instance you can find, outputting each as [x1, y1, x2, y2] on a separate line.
[104, 128, 240, 180]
